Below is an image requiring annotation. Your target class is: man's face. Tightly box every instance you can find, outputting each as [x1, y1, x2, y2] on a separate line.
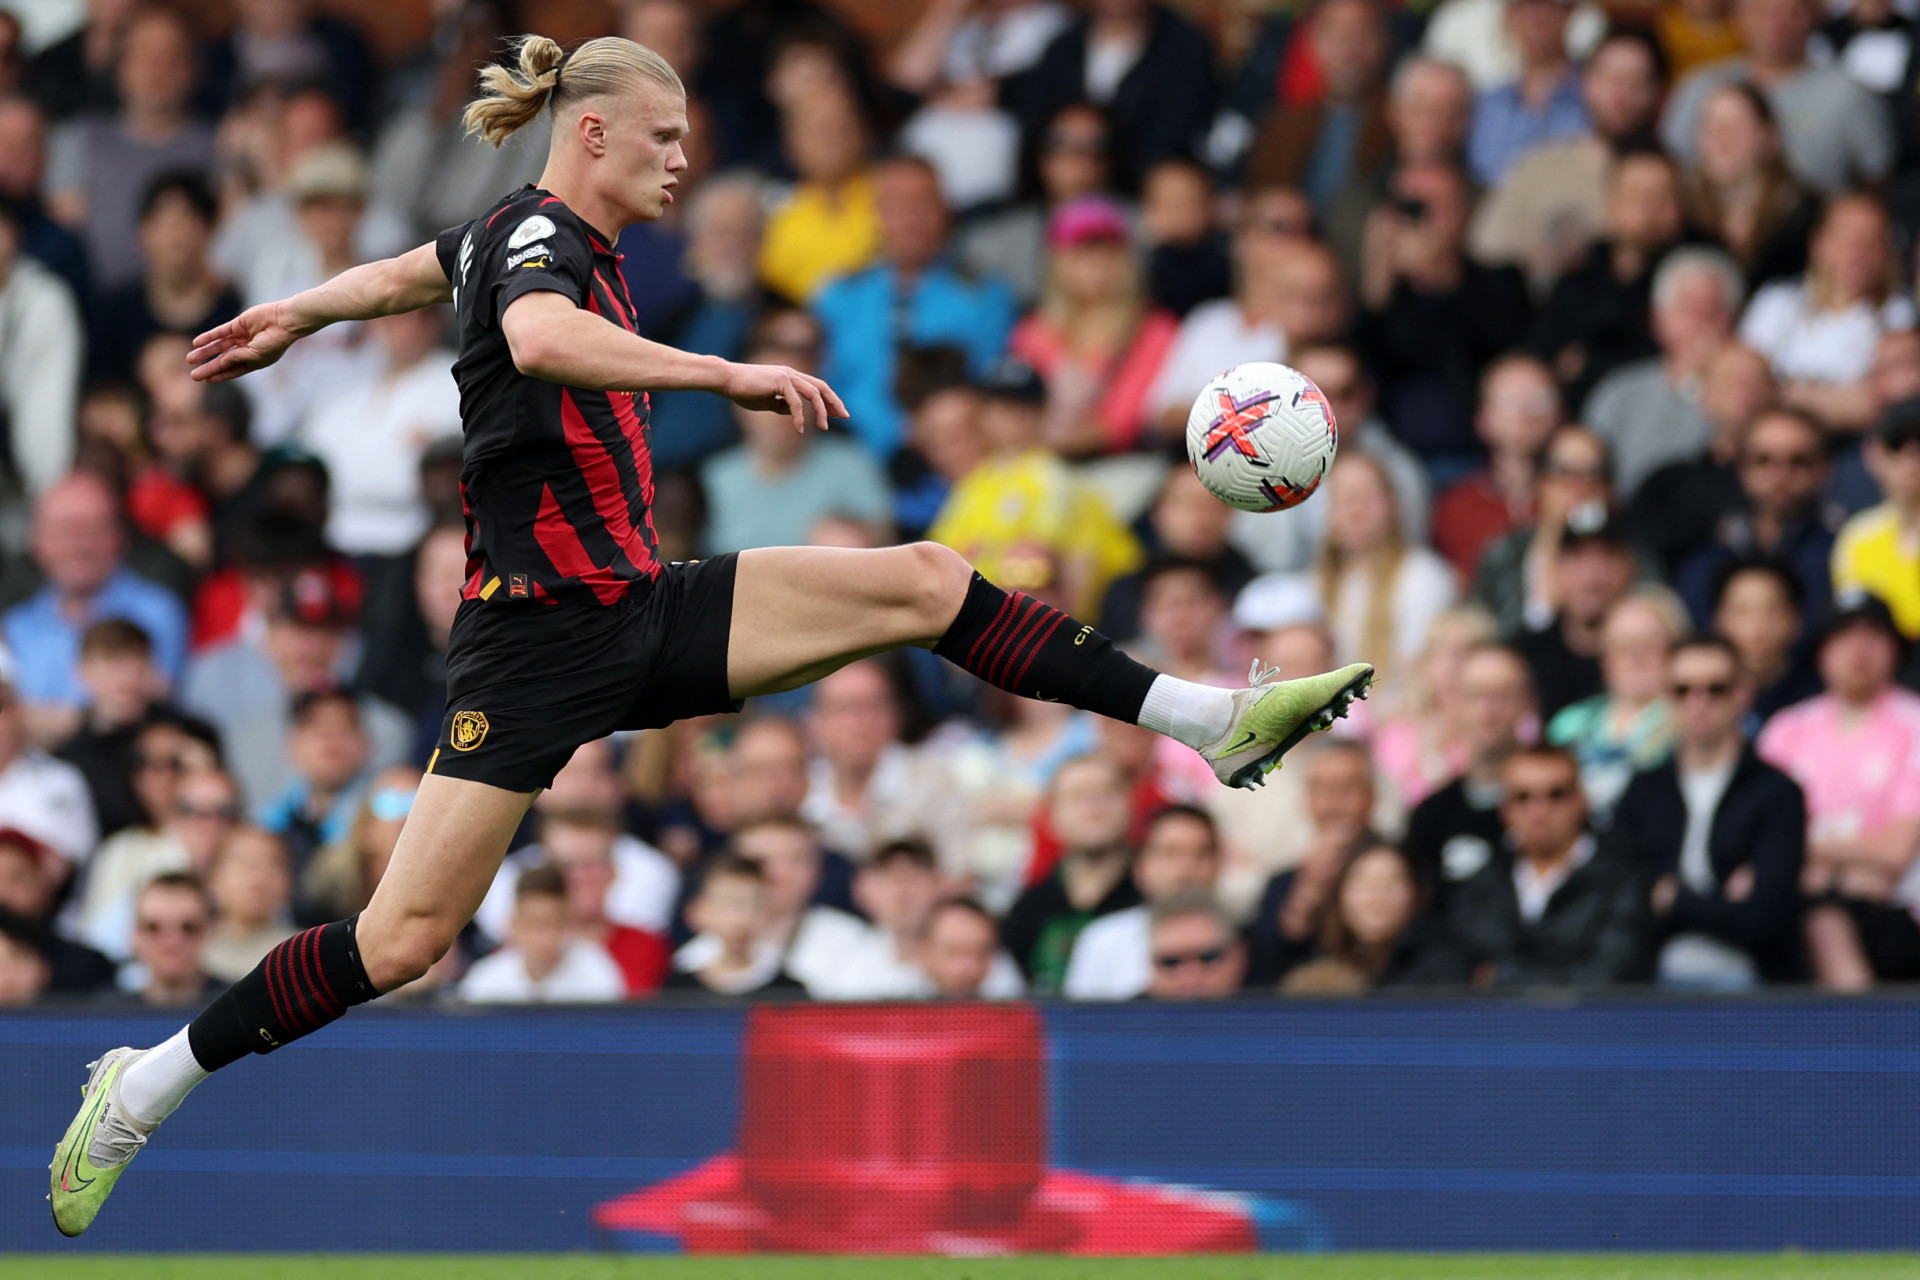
[1305, 748, 1374, 837]
[1133, 814, 1219, 902]
[118, 12, 196, 114]
[1234, 190, 1314, 284]
[1459, 650, 1534, 760]
[509, 893, 570, 976]
[209, 830, 290, 926]
[1700, 344, 1777, 437]
[264, 619, 346, 693]
[1147, 911, 1245, 999]
[731, 720, 809, 824]
[1714, 569, 1799, 673]
[1739, 0, 1813, 64]
[1292, 349, 1372, 441]
[810, 664, 899, 775]
[133, 885, 210, 989]
[547, 825, 617, 923]
[691, 873, 763, 951]
[1607, 156, 1682, 255]
[79, 649, 157, 722]
[854, 856, 942, 936]
[1652, 269, 1733, 364]
[1584, 39, 1660, 141]
[32, 479, 122, 597]
[1599, 599, 1675, 706]
[1820, 623, 1898, 704]
[1049, 758, 1132, 851]
[0, 100, 45, 199]
[1477, 360, 1561, 456]
[734, 826, 821, 921]
[1140, 568, 1223, 662]
[0, 841, 49, 919]
[139, 192, 211, 281]
[1271, 247, 1349, 348]
[1738, 414, 1827, 517]
[1554, 542, 1635, 628]
[920, 906, 996, 998]
[1499, 755, 1589, 859]
[1151, 468, 1234, 558]
[877, 163, 949, 273]
[170, 771, 241, 865]
[1311, 0, 1386, 98]
[1670, 646, 1750, 749]
[1506, 0, 1572, 64]
[1387, 62, 1471, 164]
[599, 83, 690, 223]
[289, 701, 367, 791]
[1039, 107, 1110, 203]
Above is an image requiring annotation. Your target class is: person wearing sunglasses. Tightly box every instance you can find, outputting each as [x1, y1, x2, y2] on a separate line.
[1428, 744, 1652, 986]
[125, 872, 222, 1007]
[1613, 635, 1807, 988]
[1144, 891, 1246, 1000]
[1832, 398, 1920, 642]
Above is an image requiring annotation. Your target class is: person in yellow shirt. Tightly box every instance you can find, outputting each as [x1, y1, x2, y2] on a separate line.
[930, 361, 1141, 620]
[1833, 401, 1920, 638]
[757, 86, 879, 302]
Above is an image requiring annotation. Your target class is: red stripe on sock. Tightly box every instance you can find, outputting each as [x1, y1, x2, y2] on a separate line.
[987, 598, 1051, 686]
[977, 594, 1038, 683]
[306, 928, 342, 1013]
[965, 593, 1018, 669]
[1009, 609, 1070, 691]
[284, 934, 318, 1032]
[262, 944, 293, 1034]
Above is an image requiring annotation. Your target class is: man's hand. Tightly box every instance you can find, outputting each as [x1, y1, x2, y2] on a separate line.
[1651, 874, 1677, 916]
[723, 362, 849, 435]
[188, 303, 301, 383]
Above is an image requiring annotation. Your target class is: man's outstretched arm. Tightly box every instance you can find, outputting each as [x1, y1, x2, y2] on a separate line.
[187, 243, 452, 383]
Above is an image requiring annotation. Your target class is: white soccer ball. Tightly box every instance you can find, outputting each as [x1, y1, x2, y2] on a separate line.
[1184, 361, 1339, 512]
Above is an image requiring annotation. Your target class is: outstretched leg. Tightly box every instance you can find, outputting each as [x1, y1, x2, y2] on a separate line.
[728, 542, 1370, 788]
[51, 776, 533, 1236]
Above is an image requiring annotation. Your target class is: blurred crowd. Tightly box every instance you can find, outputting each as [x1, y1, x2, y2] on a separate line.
[4, 0, 1920, 1009]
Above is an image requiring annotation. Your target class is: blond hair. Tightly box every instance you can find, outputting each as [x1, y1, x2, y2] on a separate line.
[1315, 451, 1407, 691]
[464, 35, 685, 147]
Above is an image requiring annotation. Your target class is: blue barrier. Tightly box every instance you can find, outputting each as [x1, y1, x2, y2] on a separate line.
[4, 997, 1918, 1253]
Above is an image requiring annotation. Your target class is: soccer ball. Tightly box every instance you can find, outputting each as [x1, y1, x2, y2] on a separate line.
[1185, 361, 1339, 512]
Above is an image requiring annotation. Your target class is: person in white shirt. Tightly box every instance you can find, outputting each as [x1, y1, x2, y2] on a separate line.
[0, 646, 96, 875]
[0, 201, 80, 498]
[473, 806, 679, 947]
[665, 854, 801, 996]
[1064, 803, 1222, 1000]
[674, 819, 864, 993]
[459, 864, 625, 1003]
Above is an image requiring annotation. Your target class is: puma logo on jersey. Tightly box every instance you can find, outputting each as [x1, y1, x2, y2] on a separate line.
[508, 215, 556, 249]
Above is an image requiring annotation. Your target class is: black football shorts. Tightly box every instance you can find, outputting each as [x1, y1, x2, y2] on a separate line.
[429, 554, 743, 793]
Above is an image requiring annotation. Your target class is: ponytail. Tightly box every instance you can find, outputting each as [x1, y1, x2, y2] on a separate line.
[463, 34, 686, 148]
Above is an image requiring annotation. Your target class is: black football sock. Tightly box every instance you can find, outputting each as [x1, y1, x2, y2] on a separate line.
[933, 572, 1157, 723]
[187, 916, 379, 1071]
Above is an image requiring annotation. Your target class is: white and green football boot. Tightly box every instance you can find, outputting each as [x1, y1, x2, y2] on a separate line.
[50, 1047, 158, 1237]
[1200, 660, 1374, 789]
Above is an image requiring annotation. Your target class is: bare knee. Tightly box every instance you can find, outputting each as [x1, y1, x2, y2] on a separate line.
[897, 541, 974, 637]
[359, 915, 457, 991]
[1806, 904, 1874, 993]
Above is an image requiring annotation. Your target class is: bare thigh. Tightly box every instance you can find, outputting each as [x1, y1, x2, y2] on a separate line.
[356, 773, 537, 990]
[727, 542, 973, 698]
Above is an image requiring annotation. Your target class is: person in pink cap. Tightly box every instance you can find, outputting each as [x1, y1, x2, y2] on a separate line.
[1008, 195, 1178, 455]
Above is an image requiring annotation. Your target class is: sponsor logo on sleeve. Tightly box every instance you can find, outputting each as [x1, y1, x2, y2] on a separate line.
[508, 215, 556, 249]
[507, 243, 552, 268]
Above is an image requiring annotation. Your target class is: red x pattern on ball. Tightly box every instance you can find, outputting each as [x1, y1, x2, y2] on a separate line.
[1202, 390, 1276, 462]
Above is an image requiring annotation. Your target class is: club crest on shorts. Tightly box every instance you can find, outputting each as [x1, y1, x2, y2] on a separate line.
[451, 710, 490, 751]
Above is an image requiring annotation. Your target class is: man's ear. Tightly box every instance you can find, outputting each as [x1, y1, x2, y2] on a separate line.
[577, 109, 608, 157]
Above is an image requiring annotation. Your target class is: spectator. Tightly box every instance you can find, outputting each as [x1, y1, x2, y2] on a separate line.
[301, 307, 460, 559]
[1102, 467, 1255, 642]
[960, 101, 1117, 307]
[1627, 342, 1779, 576]
[1674, 407, 1839, 631]
[1547, 588, 1683, 818]
[1372, 604, 1502, 807]
[1713, 558, 1819, 729]
[1281, 842, 1430, 991]
[0, 908, 50, 1006]
[1583, 248, 1744, 498]
[255, 690, 371, 893]
[75, 757, 232, 960]
[928, 358, 1141, 619]
[54, 619, 166, 839]
[23, 0, 136, 122]
[1466, 0, 1590, 187]
[1759, 594, 1920, 989]
[1144, 892, 1247, 999]
[45, 6, 215, 292]
[1657, 0, 1746, 81]
[183, 564, 410, 809]
[1311, 451, 1456, 691]
[916, 896, 1009, 999]
[1432, 353, 1565, 579]
[351, 519, 464, 754]
[1681, 82, 1818, 289]
[727, 715, 813, 830]
[1064, 803, 1220, 999]
[1003, 754, 1142, 992]
[1422, 0, 1607, 93]
[647, 175, 766, 471]
[1402, 642, 1537, 895]
[1424, 744, 1652, 985]
[814, 155, 1018, 457]
[458, 864, 626, 1003]
[1515, 502, 1638, 720]
[887, 0, 1034, 212]
[199, 825, 295, 984]
[0, 644, 99, 871]
[0, 827, 113, 993]
[1009, 197, 1179, 455]
[1016, 0, 1216, 193]
[1146, 187, 1315, 436]
[0, 95, 90, 302]
[1530, 145, 1686, 406]
[195, 0, 375, 129]
[1244, 741, 1382, 981]
[1243, 0, 1392, 211]
[89, 172, 241, 384]
[665, 855, 804, 995]
[1831, 400, 1920, 638]
[1738, 193, 1914, 434]
[1661, 0, 1894, 193]
[0, 200, 82, 500]
[1474, 422, 1616, 636]
[546, 810, 673, 998]
[125, 871, 223, 1005]
[1140, 158, 1230, 318]
[299, 765, 417, 921]
[1615, 635, 1807, 987]
[1228, 342, 1432, 576]
[1356, 161, 1533, 462]
[758, 84, 877, 304]
[5, 472, 187, 741]
[1470, 30, 1668, 292]
[1135, 560, 1233, 684]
